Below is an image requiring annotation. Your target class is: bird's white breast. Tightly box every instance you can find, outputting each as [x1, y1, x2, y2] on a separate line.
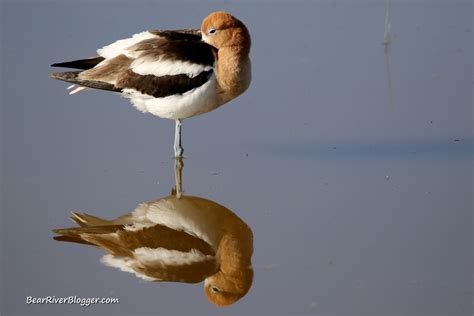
[122, 74, 223, 120]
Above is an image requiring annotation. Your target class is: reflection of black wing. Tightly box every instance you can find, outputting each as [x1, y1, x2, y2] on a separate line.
[130, 247, 218, 283]
[53, 222, 214, 255]
[53, 221, 217, 283]
[95, 224, 218, 283]
[118, 224, 215, 256]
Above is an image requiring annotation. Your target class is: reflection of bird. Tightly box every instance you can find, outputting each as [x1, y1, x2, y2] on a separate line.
[50, 11, 251, 157]
[53, 194, 253, 307]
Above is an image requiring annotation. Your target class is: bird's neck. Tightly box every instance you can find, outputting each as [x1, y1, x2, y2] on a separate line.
[215, 46, 251, 99]
[216, 220, 253, 275]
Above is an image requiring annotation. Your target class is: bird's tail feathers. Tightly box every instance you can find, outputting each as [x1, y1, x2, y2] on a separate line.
[49, 71, 121, 93]
[51, 56, 105, 70]
[52, 224, 124, 246]
[70, 211, 113, 227]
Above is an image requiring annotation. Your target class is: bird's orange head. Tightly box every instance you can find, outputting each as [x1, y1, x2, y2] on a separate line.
[201, 11, 251, 53]
[203, 268, 253, 307]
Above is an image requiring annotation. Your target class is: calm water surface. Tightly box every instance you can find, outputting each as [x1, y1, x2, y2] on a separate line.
[1, 0, 472, 315]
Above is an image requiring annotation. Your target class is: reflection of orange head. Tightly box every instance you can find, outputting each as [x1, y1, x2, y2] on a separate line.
[204, 268, 254, 307]
[201, 11, 251, 53]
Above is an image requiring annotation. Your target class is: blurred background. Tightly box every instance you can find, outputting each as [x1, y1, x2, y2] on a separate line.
[1, 0, 472, 315]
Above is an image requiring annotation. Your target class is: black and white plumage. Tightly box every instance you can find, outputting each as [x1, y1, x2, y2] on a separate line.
[50, 12, 252, 157]
[51, 29, 218, 119]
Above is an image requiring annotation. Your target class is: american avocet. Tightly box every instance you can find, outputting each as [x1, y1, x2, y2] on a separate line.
[50, 12, 251, 157]
[52, 191, 254, 306]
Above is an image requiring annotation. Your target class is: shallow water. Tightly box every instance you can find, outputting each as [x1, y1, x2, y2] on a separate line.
[1, 1, 472, 315]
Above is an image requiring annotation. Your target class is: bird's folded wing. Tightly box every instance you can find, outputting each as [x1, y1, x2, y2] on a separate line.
[129, 247, 218, 283]
[83, 35, 216, 96]
[90, 224, 218, 283]
[53, 222, 214, 256]
[117, 224, 215, 256]
[69, 211, 133, 227]
[52, 225, 125, 247]
[51, 29, 217, 98]
[148, 29, 202, 41]
[51, 56, 106, 70]
[100, 246, 217, 283]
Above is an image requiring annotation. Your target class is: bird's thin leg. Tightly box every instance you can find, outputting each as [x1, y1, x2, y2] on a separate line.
[174, 156, 184, 199]
[174, 119, 184, 157]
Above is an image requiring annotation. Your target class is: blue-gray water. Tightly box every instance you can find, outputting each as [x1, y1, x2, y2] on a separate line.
[1, 0, 472, 315]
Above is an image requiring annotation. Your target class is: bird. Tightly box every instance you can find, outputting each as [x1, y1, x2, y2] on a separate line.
[50, 11, 251, 158]
[52, 190, 254, 307]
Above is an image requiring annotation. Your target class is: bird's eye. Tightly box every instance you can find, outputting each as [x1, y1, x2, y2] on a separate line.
[211, 286, 220, 293]
[208, 29, 217, 35]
